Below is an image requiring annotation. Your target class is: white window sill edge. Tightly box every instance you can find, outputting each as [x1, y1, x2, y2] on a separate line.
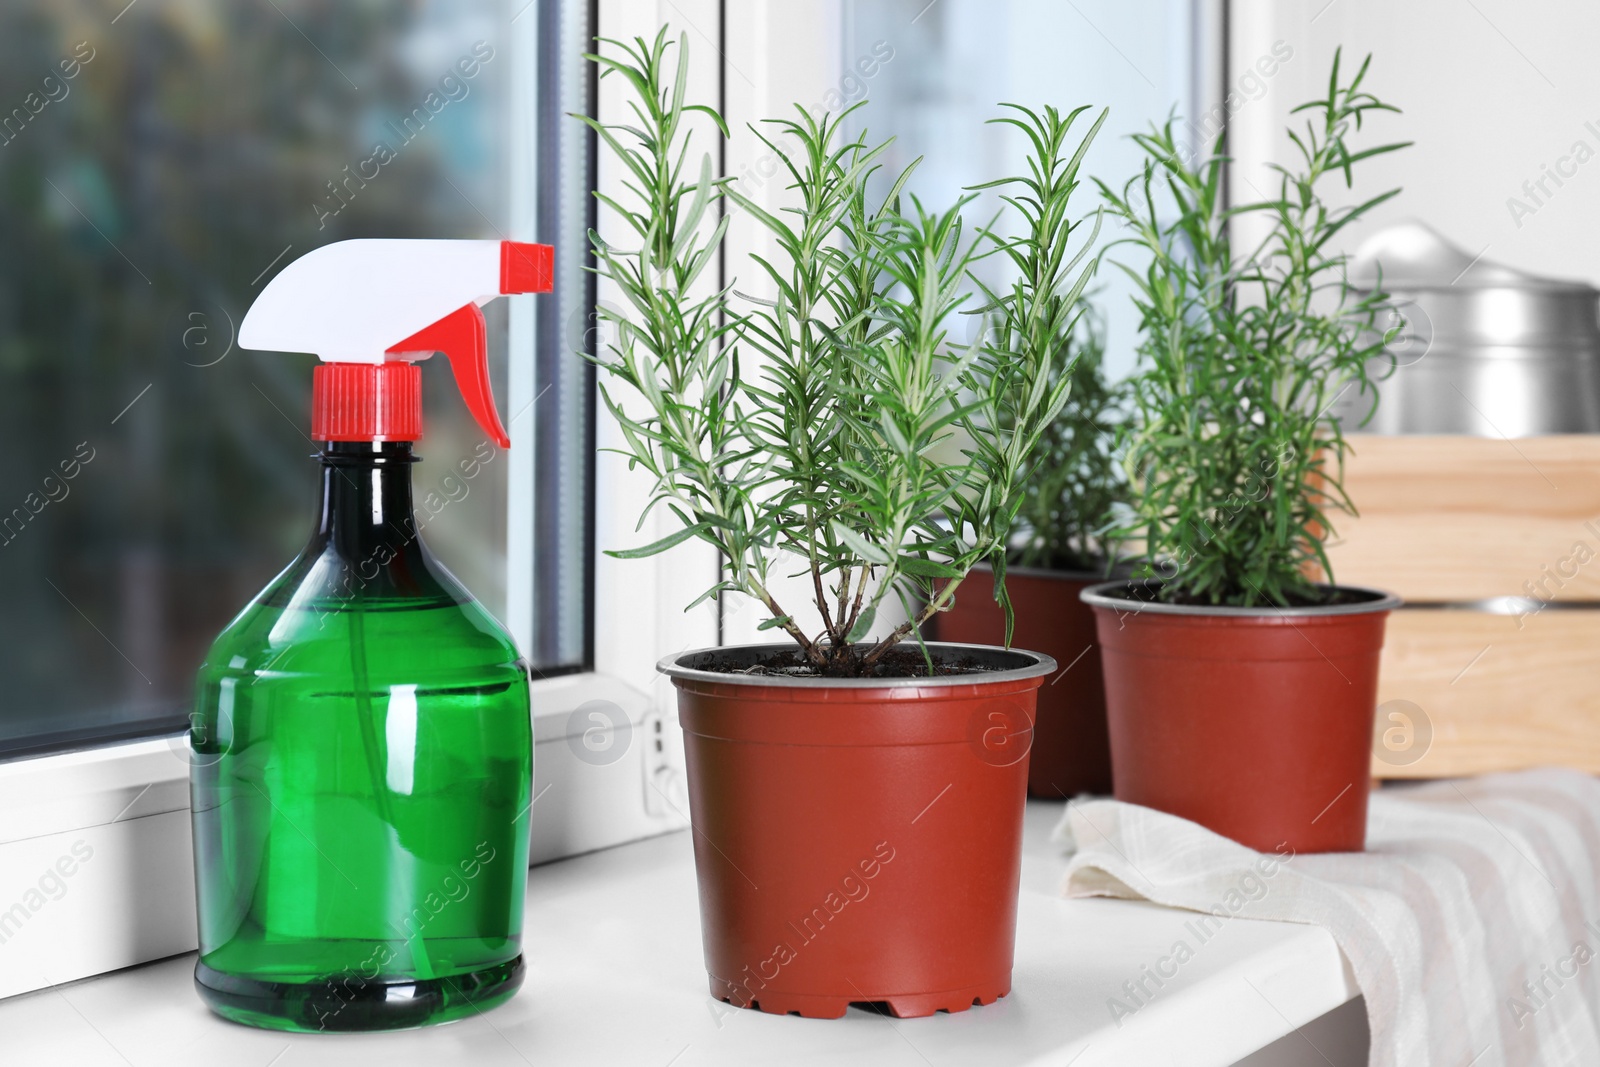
[0, 670, 687, 1002]
[0, 802, 1360, 1066]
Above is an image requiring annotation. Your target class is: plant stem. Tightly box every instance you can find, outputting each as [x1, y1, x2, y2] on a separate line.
[806, 506, 839, 645]
[745, 576, 827, 667]
[846, 564, 870, 635]
[860, 574, 966, 668]
[836, 564, 852, 636]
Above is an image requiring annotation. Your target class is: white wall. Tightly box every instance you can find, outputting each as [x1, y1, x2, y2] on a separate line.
[1229, 0, 1600, 285]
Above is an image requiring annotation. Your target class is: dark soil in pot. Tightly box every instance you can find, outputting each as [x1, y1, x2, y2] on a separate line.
[1081, 579, 1401, 854]
[687, 645, 998, 679]
[660, 642, 1055, 1019]
[933, 566, 1116, 799]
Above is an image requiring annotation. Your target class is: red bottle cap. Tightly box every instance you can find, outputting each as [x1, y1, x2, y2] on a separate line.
[311, 363, 422, 442]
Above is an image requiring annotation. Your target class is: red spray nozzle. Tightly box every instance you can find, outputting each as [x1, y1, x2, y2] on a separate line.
[500, 241, 554, 295]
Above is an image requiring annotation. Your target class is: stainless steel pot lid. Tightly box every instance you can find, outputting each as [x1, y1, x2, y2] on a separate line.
[1335, 221, 1600, 435]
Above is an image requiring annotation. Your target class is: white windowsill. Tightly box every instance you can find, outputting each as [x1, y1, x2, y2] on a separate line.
[0, 802, 1359, 1066]
[0, 669, 687, 1003]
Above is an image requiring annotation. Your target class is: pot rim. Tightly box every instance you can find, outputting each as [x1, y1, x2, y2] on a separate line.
[657, 641, 1057, 688]
[1079, 577, 1403, 617]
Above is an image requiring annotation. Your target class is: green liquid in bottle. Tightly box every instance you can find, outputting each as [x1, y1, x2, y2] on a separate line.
[190, 442, 532, 1032]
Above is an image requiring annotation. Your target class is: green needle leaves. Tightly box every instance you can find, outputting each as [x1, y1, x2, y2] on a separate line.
[1101, 49, 1408, 607]
[580, 30, 1103, 673]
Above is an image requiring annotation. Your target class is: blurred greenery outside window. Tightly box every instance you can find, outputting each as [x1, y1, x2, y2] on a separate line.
[0, 1, 589, 759]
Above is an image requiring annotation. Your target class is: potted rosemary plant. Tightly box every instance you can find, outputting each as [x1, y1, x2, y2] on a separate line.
[1085, 52, 1409, 853]
[935, 307, 1129, 799]
[579, 32, 1101, 1017]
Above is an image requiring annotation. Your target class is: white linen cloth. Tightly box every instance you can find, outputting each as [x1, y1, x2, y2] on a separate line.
[1054, 769, 1600, 1067]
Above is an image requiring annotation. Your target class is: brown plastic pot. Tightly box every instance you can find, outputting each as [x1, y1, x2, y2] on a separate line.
[934, 566, 1113, 798]
[659, 642, 1055, 1019]
[1081, 580, 1402, 854]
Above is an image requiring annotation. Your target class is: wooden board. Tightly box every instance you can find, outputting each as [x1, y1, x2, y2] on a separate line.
[1371, 607, 1600, 778]
[1327, 435, 1600, 602]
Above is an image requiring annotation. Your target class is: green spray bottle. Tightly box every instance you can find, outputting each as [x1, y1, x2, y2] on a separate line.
[190, 239, 553, 1031]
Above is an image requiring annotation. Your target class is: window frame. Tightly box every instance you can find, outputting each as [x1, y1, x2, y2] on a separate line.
[0, 0, 720, 1002]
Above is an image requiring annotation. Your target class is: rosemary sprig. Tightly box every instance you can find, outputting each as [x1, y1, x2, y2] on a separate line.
[579, 30, 1103, 672]
[1100, 49, 1410, 607]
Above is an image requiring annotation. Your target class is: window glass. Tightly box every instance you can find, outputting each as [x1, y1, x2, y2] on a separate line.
[842, 0, 1206, 378]
[0, 1, 583, 759]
